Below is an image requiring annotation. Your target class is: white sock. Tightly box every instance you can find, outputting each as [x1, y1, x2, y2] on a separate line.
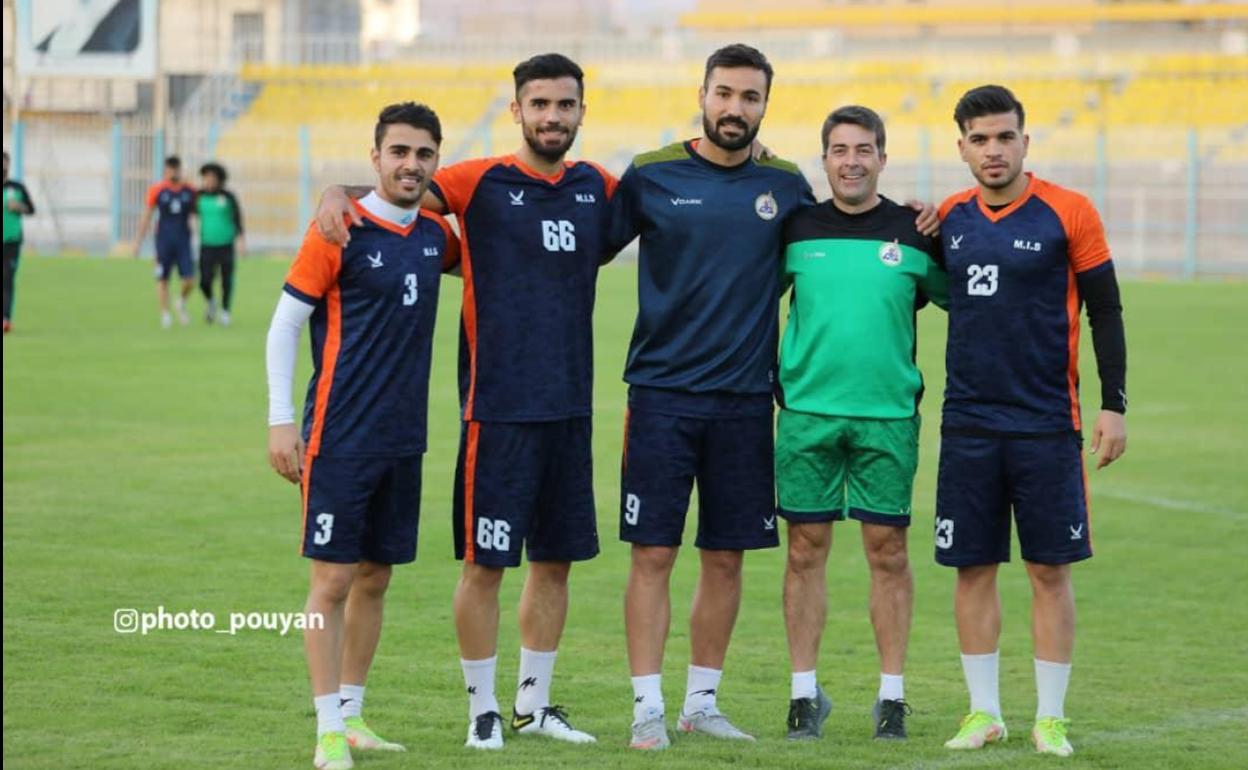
[791, 670, 817, 700]
[683, 665, 722, 716]
[1035, 659, 1072, 720]
[961, 651, 1001, 718]
[631, 673, 663, 723]
[338, 683, 364, 720]
[879, 673, 905, 702]
[314, 692, 345, 737]
[460, 656, 499, 719]
[515, 647, 557, 716]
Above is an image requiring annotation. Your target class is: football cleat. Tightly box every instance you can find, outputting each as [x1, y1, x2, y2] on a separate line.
[677, 709, 756, 741]
[1032, 717, 1074, 757]
[786, 685, 833, 740]
[344, 717, 405, 752]
[629, 713, 670, 750]
[945, 710, 1008, 749]
[465, 710, 504, 750]
[218, 309, 231, 327]
[313, 731, 353, 770]
[873, 698, 912, 740]
[512, 705, 596, 743]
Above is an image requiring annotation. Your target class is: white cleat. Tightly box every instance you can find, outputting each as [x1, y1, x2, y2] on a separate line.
[465, 711, 504, 750]
[218, 309, 231, 327]
[512, 705, 596, 743]
[677, 709, 756, 741]
[160, 311, 173, 329]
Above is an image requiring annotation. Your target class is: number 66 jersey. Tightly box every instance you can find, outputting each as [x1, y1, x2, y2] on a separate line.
[938, 173, 1113, 435]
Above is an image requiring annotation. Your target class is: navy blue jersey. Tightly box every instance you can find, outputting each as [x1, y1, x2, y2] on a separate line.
[607, 140, 816, 399]
[284, 203, 460, 456]
[145, 181, 196, 241]
[938, 174, 1112, 435]
[429, 155, 617, 422]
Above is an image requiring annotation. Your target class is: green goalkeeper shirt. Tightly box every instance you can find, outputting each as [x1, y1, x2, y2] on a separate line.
[777, 196, 947, 419]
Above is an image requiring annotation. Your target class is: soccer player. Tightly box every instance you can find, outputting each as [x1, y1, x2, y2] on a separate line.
[315, 54, 613, 750]
[134, 156, 197, 328]
[935, 85, 1127, 758]
[777, 106, 946, 742]
[266, 102, 459, 770]
[3, 150, 35, 334]
[604, 44, 816, 749]
[196, 162, 245, 326]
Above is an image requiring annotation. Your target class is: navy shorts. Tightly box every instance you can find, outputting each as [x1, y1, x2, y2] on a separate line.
[301, 453, 423, 564]
[934, 432, 1092, 567]
[620, 398, 779, 551]
[155, 236, 193, 280]
[453, 418, 599, 568]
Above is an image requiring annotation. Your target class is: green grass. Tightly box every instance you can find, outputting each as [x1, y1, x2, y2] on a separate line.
[3, 256, 1247, 769]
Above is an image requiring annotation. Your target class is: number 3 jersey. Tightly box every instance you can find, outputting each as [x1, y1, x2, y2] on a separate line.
[938, 173, 1112, 435]
[429, 155, 617, 422]
[283, 201, 460, 456]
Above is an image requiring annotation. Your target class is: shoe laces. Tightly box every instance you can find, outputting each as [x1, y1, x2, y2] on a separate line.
[878, 699, 913, 728]
[474, 710, 502, 740]
[1036, 716, 1071, 741]
[788, 697, 817, 729]
[539, 705, 572, 729]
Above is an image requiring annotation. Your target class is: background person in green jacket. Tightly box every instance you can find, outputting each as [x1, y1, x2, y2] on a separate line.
[3, 150, 36, 334]
[196, 162, 245, 326]
[777, 105, 947, 743]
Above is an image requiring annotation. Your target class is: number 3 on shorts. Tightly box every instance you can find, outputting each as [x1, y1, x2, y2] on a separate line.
[313, 513, 334, 546]
[935, 517, 954, 549]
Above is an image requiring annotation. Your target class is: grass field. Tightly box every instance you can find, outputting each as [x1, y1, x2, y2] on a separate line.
[3, 255, 1247, 769]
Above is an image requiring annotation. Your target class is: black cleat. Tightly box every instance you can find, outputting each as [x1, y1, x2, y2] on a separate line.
[872, 698, 912, 740]
[787, 685, 833, 740]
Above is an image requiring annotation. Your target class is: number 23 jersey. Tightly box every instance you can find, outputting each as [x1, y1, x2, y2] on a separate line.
[938, 173, 1112, 435]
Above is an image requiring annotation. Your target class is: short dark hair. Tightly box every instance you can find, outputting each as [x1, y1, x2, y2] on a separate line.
[953, 84, 1026, 134]
[821, 105, 886, 155]
[165, 155, 181, 169]
[513, 53, 584, 99]
[373, 102, 442, 149]
[199, 161, 227, 184]
[703, 43, 774, 97]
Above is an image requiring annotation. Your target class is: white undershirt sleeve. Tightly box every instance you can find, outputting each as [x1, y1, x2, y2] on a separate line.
[266, 291, 316, 426]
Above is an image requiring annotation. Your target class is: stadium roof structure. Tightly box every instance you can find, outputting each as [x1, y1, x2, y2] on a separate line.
[680, 1, 1248, 31]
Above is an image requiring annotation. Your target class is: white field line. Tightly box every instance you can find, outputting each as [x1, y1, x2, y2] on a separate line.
[1095, 488, 1247, 519]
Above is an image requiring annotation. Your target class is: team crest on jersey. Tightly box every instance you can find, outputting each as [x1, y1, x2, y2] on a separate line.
[879, 241, 903, 267]
[754, 191, 778, 220]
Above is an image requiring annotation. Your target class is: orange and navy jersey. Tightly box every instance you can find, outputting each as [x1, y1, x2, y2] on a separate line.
[938, 173, 1112, 434]
[145, 181, 196, 240]
[284, 202, 460, 456]
[429, 155, 617, 422]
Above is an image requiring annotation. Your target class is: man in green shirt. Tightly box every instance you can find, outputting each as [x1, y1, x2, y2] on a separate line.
[3, 150, 36, 334]
[779, 106, 947, 742]
[196, 162, 245, 326]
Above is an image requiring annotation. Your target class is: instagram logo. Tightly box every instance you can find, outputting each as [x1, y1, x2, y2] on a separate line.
[114, 609, 140, 634]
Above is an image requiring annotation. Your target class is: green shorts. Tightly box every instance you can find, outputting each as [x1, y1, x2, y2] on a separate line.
[775, 410, 920, 527]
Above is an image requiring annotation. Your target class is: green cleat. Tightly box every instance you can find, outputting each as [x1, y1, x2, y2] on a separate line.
[313, 731, 354, 770]
[944, 710, 1008, 750]
[1032, 717, 1074, 757]
[344, 716, 406, 752]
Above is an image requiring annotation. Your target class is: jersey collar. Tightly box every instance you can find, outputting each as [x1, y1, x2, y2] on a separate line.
[976, 172, 1036, 222]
